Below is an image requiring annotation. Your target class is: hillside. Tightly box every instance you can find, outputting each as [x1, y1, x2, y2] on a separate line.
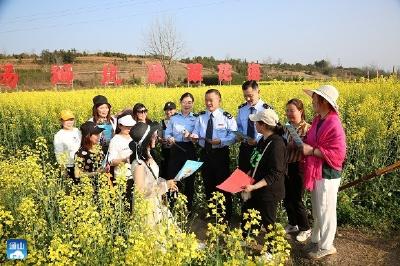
[1, 55, 217, 89]
[0, 53, 389, 89]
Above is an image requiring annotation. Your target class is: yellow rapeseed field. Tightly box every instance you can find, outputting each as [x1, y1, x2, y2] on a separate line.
[1, 78, 399, 178]
[0, 78, 399, 264]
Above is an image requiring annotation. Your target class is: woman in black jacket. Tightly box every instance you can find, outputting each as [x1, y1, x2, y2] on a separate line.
[241, 108, 287, 233]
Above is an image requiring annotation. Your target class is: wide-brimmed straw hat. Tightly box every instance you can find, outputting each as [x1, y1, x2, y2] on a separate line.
[303, 85, 339, 112]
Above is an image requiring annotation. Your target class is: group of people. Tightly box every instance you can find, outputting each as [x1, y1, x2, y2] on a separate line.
[53, 81, 346, 260]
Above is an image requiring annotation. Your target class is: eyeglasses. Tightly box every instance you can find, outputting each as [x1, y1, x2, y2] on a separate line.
[137, 109, 148, 114]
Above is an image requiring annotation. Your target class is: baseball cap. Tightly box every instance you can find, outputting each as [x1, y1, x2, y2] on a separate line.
[118, 115, 136, 127]
[249, 109, 279, 127]
[163, 101, 176, 111]
[60, 110, 75, 120]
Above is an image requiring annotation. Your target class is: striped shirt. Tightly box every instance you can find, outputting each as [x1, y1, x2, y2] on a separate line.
[284, 120, 311, 163]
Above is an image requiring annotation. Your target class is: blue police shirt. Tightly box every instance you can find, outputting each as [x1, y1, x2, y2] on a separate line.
[192, 108, 237, 148]
[165, 112, 197, 142]
[236, 99, 273, 141]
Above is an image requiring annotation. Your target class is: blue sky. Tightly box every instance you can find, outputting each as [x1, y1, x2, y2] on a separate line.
[0, 0, 399, 70]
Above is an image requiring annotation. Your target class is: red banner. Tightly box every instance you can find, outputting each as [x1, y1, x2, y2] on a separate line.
[147, 63, 166, 84]
[187, 63, 203, 82]
[218, 63, 232, 82]
[247, 63, 261, 81]
[51, 64, 73, 86]
[0, 64, 19, 89]
[101, 64, 122, 86]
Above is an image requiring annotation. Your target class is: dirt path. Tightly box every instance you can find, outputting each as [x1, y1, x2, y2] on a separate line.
[190, 218, 400, 265]
[287, 227, 400, 266]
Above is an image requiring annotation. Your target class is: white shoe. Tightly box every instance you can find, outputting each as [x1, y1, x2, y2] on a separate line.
[308, 246, 337, 259]
[197, 242, 206, 250]
[296, 229, 312, 242]
[284, 224, 299, 233]
[262, 252, 273, 262]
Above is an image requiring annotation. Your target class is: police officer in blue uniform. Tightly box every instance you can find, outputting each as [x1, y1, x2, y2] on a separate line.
[160, 101, 177, 179]
[191, 88, 237, 220]
[237, 80, 273, 173]
[165, 93, 198, 212]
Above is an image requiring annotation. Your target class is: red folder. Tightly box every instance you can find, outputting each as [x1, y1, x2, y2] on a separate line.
[216, 169, 255, 193]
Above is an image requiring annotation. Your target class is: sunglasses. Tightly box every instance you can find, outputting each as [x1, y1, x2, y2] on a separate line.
[136, 109, 148, 114]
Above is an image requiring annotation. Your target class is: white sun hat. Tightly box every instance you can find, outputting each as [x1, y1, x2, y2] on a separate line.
[303, 85, 339, 112]
[249, 109, 279, 127]
[118, 115, 136, 127]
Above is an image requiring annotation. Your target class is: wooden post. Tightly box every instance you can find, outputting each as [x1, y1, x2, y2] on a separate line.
[339, 161, 400, 192]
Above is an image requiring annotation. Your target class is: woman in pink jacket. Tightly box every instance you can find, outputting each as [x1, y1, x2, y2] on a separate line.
[302, 85, 346, 260]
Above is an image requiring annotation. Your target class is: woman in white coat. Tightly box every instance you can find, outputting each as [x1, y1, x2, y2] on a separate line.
[129, 122, 177, 225]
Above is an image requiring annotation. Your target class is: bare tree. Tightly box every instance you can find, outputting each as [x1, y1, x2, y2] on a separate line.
[143, 17, 185, 85]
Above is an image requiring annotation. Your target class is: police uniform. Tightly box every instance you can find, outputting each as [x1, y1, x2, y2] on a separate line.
[159, 101, 177, 179]
[236, 100, 273, 173]
[160, 117, 173, 179]
[164, 111, 198, 211]
[192, 108, 237, 219]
